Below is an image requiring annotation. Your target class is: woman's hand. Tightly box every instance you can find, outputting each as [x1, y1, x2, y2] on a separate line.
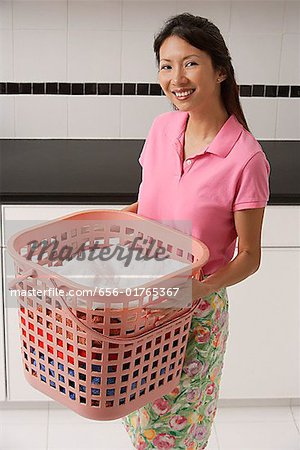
[121, 201, 138, 213]
[167, 277, 213, 308]
[145, 277, 214, 314]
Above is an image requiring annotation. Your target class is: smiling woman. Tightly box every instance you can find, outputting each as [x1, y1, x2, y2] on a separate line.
[158, 38, 225, 111]
[122, 12, 270, 450]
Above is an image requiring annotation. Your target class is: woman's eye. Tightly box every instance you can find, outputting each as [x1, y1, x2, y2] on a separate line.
[159, 62, 197, 71]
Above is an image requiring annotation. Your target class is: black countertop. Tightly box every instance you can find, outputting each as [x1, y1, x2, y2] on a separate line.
[0, 139, 299, 204]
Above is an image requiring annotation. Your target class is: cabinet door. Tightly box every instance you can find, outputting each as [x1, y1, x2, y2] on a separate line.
[2, 204, 124, 401]
[262, 205, 300, 246]
[0, 250, 6, 401]
[3, 247, 49, 401]
[220, 248, 300, 399]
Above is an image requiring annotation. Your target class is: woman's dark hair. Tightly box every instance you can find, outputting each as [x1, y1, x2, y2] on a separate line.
[153, 13, 250, 132]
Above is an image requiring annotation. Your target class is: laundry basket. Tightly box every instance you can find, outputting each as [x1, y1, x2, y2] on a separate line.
[7, 209, 209, 420]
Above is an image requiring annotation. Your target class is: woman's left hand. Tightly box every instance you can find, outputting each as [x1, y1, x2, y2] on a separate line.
[169, 277, 214, 308]
[192, 276, 215, 299]
[145, 277, 214, 313]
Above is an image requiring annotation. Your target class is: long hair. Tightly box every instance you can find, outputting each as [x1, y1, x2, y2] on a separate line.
[153, 13, 250, 132]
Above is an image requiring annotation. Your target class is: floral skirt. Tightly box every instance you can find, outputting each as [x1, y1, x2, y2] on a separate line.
[122, 283, 229, 450]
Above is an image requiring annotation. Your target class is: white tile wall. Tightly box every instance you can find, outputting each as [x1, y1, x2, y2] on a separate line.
[230, 1, 285, 34]
[68, 96, 121, 137]
[15, 96, 68, 137]
[120, 96, 171, 138]
[0, 30, 13, 81]
[240, 98, 277, 140]
[68, 30, 122, 81]
[0, 1, 12, 29]
[14, 30, 67, 81]
[0, 0, 298, 140]
[122, 0, 177, 32]
[276, 99, 300, 140]
[176, 1, 231, 34]
[0, 96, 14, 137]
[228, 33, 282, 85]
[279, 34, 300, 84]
[121, 30, 158, 82]
[68, 1, 122, 30]
[13, 1, 67, 29]
[283, 1, 300, 34]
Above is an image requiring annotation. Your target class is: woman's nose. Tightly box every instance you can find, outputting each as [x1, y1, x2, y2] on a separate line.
[172, 67, 188, 84]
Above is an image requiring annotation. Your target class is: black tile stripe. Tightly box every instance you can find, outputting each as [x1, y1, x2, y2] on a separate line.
[265, 85, 277, 97]
[252, 85, 265, 97]
[33, 83, 44, 94]
[0, 82, 299, 97]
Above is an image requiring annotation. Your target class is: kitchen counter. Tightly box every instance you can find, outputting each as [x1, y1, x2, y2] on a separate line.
[0, 139, 299, 204]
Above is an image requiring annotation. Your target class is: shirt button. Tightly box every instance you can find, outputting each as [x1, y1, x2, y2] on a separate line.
[186, 159, 192, 165]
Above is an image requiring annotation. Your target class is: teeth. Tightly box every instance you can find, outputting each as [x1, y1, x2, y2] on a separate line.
[174, 90, 194, 97]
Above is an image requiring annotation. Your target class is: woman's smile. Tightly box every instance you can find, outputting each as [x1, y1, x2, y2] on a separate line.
[172, 88, 196, 100]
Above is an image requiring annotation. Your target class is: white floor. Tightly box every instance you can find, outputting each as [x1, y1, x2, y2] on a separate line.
[0, 405, 299, 450]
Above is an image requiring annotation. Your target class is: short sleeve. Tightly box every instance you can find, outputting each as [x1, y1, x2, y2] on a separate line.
[232, 152, 271, 212]
[138, 116, 158, 168]
[138, 139, 147, 167]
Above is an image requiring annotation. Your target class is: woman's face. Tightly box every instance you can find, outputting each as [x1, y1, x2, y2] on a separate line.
[158, 35, 224, 113]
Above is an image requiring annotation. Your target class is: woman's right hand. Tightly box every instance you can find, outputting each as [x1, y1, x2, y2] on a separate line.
[121, 201, 138, 213]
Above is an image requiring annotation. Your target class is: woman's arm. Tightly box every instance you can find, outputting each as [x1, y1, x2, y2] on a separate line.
[121, 201, 138, 213]
[194, 207, 266, 298]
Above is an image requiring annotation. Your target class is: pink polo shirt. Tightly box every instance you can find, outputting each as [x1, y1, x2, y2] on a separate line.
[137, 111, 271, 275]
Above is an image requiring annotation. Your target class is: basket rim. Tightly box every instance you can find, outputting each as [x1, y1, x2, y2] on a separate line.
[7, 209, 210, 300]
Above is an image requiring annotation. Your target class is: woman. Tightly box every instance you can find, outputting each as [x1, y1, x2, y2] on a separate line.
[122, 13, 270, 450]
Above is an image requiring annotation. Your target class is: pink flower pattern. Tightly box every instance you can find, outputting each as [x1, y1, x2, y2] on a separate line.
[169, 415, 187, 430]
[122, 284, 229, 449]
[152, 398, 171, 416]
[152, 433, 176, 449]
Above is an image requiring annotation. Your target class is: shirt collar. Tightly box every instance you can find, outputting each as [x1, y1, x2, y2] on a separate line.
[176, 112, 243, 158]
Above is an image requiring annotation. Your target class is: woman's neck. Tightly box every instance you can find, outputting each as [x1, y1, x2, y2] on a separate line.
[186, 108, 230, 142]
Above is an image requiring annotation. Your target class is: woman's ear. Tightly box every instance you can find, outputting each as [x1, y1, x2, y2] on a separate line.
[216, 67, 227, 83]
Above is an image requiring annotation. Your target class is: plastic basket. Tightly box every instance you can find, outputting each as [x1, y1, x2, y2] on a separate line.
[7, 210, 209, 420]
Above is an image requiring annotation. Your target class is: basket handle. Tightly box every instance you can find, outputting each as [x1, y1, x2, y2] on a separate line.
[146, 267, 205, 327]
[49, 277, 202, 345]
[8, 269, 202, 345]
[8, 269, 37, 291]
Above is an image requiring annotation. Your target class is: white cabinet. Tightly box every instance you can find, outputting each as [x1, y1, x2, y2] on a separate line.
[222, 247, 300, 399]
[261, 205, 300, 246]
[1, 204, 124, 401]
[0, 250, 6, 401]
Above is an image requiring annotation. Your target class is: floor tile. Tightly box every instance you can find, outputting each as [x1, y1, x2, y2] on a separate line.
[214, 406, 294, 423]
[48, 406, 96, 424]
[0, 407, 48, 424]
[0, 422, 48, 449]
[215, 419, 299, 450]
[0, 408, 48, 449]
[47, 420, 132, 449]
[291, 406, 300, 430]
[206, 425, 219, 450]
[47, 408, 220, 449]
[0, 406, 299, 450]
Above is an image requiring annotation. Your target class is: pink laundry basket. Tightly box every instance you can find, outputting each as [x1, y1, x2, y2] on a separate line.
[7, 210, 209, 420]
